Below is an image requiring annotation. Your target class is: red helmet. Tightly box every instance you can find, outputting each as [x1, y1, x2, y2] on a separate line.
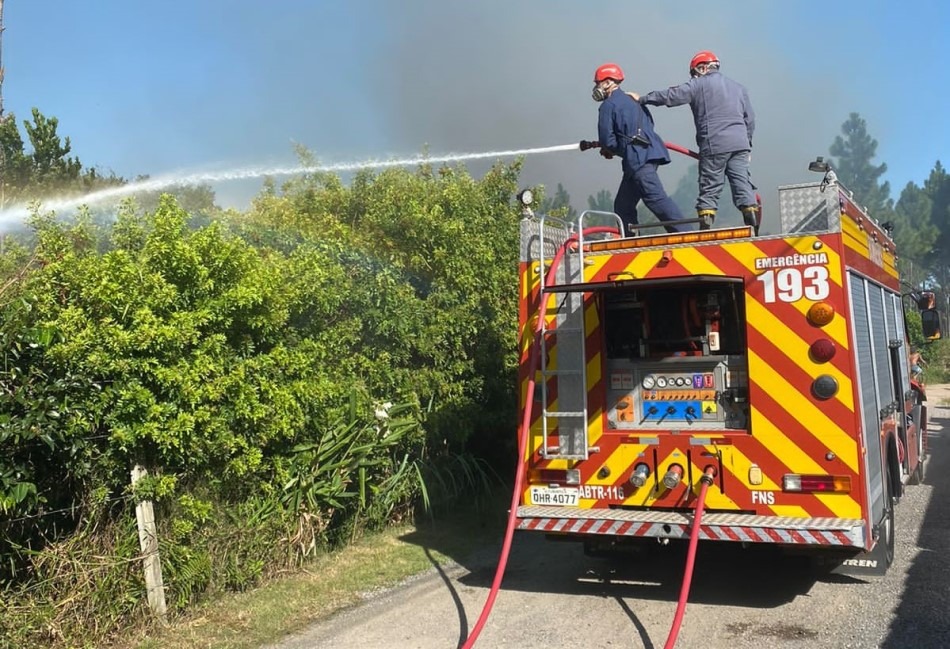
[689, 50, 719, 76]
[594, 63, 624, 83]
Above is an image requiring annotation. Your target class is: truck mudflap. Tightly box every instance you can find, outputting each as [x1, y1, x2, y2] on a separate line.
[516, 505, 867, 547]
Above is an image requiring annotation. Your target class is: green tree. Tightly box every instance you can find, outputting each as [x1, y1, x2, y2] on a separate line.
[670, 164, 698, 217]
[133, 181, 219, 224]
[892, 181, 938, 287]
[923, 163, 950, 256]
[0, 108, 122, 207]
[587, 189, 613, 212]
[540, 182, 576, 219]
[829, 113, 892, 217]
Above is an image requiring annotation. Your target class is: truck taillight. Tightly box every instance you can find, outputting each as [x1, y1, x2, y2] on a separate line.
[783, 474, 851, 493]
[528, 468, 581, 485]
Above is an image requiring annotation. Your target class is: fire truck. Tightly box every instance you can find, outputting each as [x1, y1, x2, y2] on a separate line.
[514, 159, 941, 575]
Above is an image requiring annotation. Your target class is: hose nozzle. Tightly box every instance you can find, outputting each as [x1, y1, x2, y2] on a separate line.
[579, 139, 601, 152]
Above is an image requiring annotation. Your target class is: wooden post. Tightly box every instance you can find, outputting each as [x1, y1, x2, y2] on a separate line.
[131, 465, 167, 621]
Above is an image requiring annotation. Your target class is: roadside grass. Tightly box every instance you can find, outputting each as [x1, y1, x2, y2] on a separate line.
[119, 490, 509, 649]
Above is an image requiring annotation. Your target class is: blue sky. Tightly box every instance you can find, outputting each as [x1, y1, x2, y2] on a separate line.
[4, 0, 949, 225]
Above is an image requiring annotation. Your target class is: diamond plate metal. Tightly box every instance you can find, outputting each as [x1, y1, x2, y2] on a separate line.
[777, 182, 842, 234]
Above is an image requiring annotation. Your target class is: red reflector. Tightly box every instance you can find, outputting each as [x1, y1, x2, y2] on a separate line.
[809, 339, 836, 363]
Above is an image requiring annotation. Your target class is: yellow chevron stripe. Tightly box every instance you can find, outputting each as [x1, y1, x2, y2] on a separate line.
[654, 448, 741, 510]
[583, 253, 614, 281]
[748, 350, 859, 472]
[669, 246, 727, 276]
[842, 218, 899, 279]
[590, 250, 669, 281]
[520, 265, 533, 301]
[745, 298, 854, 410]
[719, 444, 809, 517]
[747, 405, 862, 517]
[585, 300, 600, 331]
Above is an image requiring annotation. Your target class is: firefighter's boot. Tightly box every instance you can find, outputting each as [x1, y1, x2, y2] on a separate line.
[741, 204, 762, 236]
[697, 209, 716, 230]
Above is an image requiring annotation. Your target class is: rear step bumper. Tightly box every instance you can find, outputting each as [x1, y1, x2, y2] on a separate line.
[516, 506, 867, 548]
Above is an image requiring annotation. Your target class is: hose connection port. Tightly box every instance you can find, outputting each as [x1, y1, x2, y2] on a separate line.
[629, 463, 651, 488]
[662, 464, 684, 489]
[700, 465, 718, 486]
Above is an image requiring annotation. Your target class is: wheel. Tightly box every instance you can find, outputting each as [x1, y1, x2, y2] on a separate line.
[909, 447, 925, 485]
[881, 469, 896, 568]
[909, 400, 927, 486]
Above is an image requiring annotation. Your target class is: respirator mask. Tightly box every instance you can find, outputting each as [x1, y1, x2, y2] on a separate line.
[592, 81, 610, 102]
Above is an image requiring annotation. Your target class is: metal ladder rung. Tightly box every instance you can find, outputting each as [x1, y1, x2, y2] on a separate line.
[545, 325, 583, 333]
[543, 410, 586, 418]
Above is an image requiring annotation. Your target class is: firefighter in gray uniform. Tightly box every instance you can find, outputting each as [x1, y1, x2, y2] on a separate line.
[637, 51, 758, 231]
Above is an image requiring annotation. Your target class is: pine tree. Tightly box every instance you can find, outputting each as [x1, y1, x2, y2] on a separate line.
[829, 113, 892, 217]
[587, 189, 613, 212]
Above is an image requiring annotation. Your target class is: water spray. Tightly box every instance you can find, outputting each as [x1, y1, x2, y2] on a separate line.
[0, 143, 581, 229]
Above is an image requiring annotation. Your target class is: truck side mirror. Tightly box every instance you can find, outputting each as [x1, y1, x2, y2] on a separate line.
[921, 308, 942, 340]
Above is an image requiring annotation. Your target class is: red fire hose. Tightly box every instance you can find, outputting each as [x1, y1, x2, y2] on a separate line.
[579, 139, 762, 233]
[462, 178, 723, 647]
[663, 466, 718, 649]
[460, 225, 618, 649]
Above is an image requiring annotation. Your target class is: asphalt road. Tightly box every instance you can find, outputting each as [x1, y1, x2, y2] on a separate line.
[271, 387, 950, 649]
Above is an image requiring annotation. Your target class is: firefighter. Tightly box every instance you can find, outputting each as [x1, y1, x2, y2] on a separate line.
[633, 51, 758, 231]
[591, 63, 689, 236]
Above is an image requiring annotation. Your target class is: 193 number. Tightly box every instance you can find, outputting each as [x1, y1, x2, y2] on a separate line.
[756, 266, 830, 303]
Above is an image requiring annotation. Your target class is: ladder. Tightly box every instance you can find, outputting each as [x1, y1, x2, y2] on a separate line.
[534, 210, 621, 461]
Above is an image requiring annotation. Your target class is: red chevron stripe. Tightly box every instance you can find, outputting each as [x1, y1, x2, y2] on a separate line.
[747, 327, 860, 433]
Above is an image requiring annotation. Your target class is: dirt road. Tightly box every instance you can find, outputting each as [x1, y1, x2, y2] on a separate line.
[272, 386, 950, 649]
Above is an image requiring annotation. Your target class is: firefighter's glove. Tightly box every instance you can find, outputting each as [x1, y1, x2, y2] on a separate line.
[599, 147, 615, 160]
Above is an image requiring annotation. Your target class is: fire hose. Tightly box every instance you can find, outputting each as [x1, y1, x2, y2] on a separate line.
[663, 465, 717, 649]
[460, 217, 717, 648]
[579, 139, 762, 234]
[460, 225, 617, 649]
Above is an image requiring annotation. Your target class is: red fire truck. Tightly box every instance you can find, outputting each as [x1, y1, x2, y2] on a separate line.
[514, 159, 941, 575]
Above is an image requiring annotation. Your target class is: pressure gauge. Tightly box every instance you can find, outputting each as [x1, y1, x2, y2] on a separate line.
[676, 377, 686, 387]
[642, 375, 656, 389]
[517, 189, 534, 206]
[656, 376, 668, 388]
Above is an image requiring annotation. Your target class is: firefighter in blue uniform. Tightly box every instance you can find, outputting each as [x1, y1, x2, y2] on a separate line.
[592, 63, 688, 236]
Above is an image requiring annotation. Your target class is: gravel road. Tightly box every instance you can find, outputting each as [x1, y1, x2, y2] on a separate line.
[271, 386, 950, 649]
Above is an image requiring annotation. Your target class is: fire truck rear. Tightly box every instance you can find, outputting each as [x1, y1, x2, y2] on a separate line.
[514, 160, 941, 575]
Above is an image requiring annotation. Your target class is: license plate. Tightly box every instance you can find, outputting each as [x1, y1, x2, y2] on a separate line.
[529, 486, 579, 507]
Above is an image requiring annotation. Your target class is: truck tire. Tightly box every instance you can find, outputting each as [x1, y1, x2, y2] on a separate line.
[882, 468, 896, 568]
[909, 450, 925, 485]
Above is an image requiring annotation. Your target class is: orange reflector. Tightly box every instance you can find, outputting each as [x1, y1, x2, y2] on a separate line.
[807, 302, 835, 326]
[783, 474, 851, 493]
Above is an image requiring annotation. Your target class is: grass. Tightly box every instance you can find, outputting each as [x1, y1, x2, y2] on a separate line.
[117, 492, 508, 649]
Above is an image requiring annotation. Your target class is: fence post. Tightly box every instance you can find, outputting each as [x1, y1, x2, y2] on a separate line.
[131, 465, 167, 621]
